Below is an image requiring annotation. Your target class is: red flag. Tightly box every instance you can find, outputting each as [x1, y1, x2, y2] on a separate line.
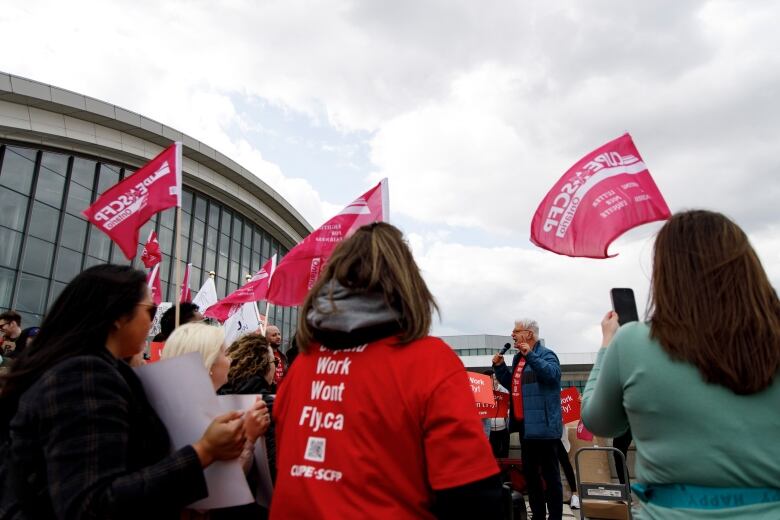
[179, 263, 192, 303]
[204, 256, 276, 322]
[267, 179, 388, 306]
[147, 263, 163, 305]
[531, 134, 670, 258]
[83, 142, 182, 259]
[141, 231, 162, 268]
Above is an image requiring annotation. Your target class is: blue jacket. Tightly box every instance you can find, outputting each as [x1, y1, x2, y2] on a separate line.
[494, 342, 562, 440]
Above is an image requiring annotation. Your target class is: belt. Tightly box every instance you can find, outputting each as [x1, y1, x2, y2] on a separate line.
[632, 483, 780, 510]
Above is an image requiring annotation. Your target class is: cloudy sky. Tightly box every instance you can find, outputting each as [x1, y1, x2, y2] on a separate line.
[3, 0, 779, 352]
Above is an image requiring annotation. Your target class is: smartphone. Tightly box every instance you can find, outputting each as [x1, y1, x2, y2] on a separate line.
[610, 288, 639, 326]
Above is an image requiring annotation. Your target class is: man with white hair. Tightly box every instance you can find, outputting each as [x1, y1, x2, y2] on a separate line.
[493, 318, 563, 520]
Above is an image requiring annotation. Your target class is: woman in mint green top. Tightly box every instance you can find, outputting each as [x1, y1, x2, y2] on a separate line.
[581, 210, 780, 520]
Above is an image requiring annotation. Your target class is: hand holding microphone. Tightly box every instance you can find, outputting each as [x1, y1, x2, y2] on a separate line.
[491, 343, 511, 366]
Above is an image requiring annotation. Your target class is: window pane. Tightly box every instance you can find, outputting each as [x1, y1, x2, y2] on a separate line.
[139, 221, 155, 247]
[83, 255, 103, 269]
[0, 266, 16, 308]
[28, 201, 59, 242]
[16, 272, 49, 314]
[40, 151, 69, 177]
[217, 257, 227, 279]
[206, 202, 218, 225]
[190, 267, 201, 290]
[158, 226, 173, 253]
[230, 240, 240, 261]
[262, 235, 271, 258]
[192, 219, 205, 245]
[190, 242, 203, 268]
[0, 190, 29, 231]
[216, 277, 226, 297]
[204, 249, 216, 272]
[21, 236, 54, 277]
[229, 261, 240, 283]
[232, 216, 242, 241]
[182, 190, 194, 213]
[96, 164, 120, 195]
[0, 227, 23, 268]
[71, 157, 96, 188]
[88, 230, 111, 260]
[159, 207, 174, 229]
[61, 214, 88, 250]
[50, 280, 67, 305]
[0, 146, 37, 194]
[65, 183, 92, 216]
[243, 223, 252, 245]
[54, 247, 83, 283]
[241, 246, 251, 267]
[34, 166, 66, 208]
[181, 211, 191, 238]
[219, 234, 229, 258]
[251, 251, 260, 272]
[195, 196, 207, 222]
[220, 209, 232, 234]
[206, 226, 218, 250]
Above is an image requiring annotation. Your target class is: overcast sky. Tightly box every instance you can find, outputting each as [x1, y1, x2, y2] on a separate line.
[3, 0, 779, 352]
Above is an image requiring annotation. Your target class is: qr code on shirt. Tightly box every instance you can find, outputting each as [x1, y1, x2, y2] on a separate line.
[304, 436, 326, 462]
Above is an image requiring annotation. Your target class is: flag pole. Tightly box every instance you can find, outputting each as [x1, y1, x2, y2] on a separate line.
[173, 141, 183, 329]
[174, 206, 182, 328]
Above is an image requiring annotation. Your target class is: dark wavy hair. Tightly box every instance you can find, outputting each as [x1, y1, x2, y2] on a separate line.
[648, 210, 780, 394]
[226, 333, 273, 384]
[0, 264, 147, 430]
[297, 222, 439, 351]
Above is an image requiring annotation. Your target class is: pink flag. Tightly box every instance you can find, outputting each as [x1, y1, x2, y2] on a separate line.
[147, 263, 163, 305]
[140, 230, 162, 268]
[83, 142, 182, 259]
[179, 263, 192, 303]
[204, 256, 277, 322]
[530, 134, 670, 258]
[267, 179, 389, 306]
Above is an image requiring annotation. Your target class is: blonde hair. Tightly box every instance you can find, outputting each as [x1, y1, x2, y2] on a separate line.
[162, 323, 225, 372]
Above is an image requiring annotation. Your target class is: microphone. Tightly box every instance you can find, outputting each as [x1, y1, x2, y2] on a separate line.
[499, 342, 511, 355]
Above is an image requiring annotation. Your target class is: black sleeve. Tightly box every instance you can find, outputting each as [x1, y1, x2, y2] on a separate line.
[431, 473, 504, 519]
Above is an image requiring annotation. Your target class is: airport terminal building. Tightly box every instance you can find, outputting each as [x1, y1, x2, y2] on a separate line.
[0, 72, 311, 343]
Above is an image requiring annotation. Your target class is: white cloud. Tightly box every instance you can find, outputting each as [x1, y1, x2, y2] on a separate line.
[2, 0, 780, 350]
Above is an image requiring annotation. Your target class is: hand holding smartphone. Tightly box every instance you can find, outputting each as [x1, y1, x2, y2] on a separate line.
[610, 288, 639, 326]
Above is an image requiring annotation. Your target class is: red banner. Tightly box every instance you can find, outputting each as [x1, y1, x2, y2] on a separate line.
[477, 390, 509, 418]
[83, 142, 182, 259]
[205, 256, 276, 322]
[531, 134, 670, 258]
[560, 386, 581, 424]
[266, 179, 388, 306]
[141, 230, 162, 268]
[467, 372, 494, 405]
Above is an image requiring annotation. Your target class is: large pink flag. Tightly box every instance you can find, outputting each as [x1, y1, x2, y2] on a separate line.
[530, 134, 670, 258]
[204, 256, 276, 322]
[83, 142, 182, 259]
[267, 179, 389, 306]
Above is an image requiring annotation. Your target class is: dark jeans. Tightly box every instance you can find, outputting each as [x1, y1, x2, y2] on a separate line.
[490, 428, 510, 458]
[521, 438, 563, 520]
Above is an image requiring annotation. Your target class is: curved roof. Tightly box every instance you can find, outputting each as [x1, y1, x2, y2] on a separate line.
[0, 71, 312, 248]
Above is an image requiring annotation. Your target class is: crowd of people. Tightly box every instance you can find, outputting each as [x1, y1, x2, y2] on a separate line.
[0, 210, 778, 519]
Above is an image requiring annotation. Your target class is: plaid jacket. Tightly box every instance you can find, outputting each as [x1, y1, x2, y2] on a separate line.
[1, 350, 207, 519]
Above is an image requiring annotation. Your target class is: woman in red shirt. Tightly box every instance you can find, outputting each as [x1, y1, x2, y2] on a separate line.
[271, 223, 501, 520]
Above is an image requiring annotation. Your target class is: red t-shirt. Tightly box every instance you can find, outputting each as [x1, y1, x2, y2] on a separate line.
[270, 336, 499, 520]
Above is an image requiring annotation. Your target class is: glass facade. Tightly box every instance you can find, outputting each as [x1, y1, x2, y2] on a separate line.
[0, 141, 298, 345]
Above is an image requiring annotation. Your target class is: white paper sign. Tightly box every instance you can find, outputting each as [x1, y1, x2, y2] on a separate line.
[134, 353, 253, 509]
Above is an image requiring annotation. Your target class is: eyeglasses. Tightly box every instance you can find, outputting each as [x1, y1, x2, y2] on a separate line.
[137, 302, 158, 321]
[512, 329, 533, 335]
